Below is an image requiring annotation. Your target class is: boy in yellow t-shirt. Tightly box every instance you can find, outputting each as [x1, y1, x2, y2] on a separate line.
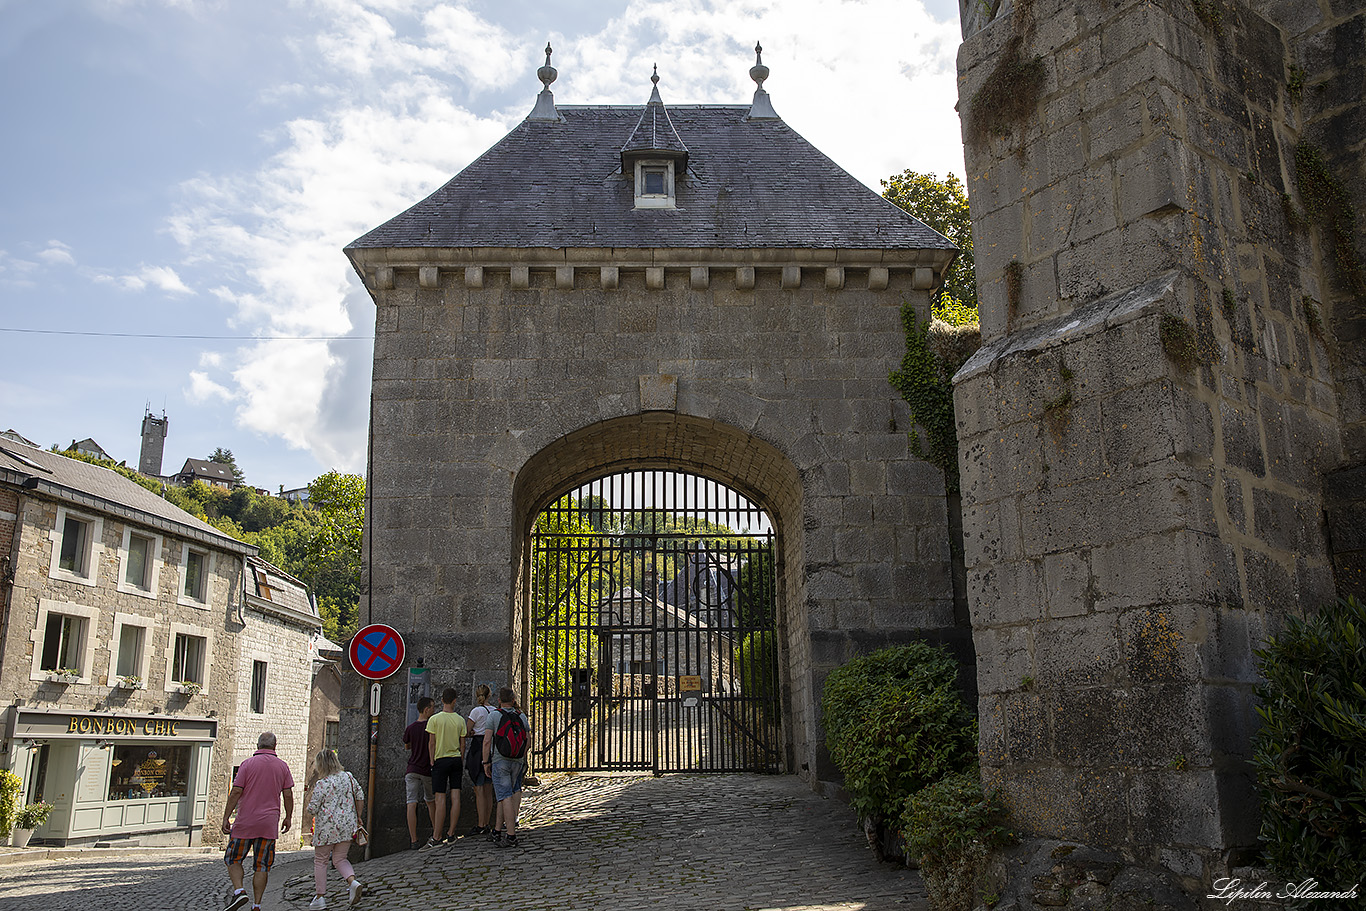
[425, 687, 467, 846]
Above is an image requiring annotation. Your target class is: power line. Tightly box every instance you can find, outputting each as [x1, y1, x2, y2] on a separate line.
[0, 327, 373, 340]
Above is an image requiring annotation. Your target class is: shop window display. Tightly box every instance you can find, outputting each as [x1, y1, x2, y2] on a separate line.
[107, 744, 191, 800]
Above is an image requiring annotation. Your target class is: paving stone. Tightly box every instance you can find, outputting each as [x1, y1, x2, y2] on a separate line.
[0, 774, 927, 911]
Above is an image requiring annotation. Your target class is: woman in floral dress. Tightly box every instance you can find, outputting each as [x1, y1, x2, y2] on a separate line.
[305, 750, 365, 909]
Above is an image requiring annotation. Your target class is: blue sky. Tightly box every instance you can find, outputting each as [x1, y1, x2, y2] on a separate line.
[0, 0, 967, 493]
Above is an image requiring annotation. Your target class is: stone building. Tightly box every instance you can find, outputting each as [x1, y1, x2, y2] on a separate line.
[952, 0, 1365, 888]
[0, 442, 317, 847]
[344, 48, 962, 849]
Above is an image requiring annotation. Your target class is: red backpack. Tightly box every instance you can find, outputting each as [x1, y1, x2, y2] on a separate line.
[493, 709, 528, 760]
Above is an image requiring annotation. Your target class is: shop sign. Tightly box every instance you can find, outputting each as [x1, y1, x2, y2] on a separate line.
[9, 709, 217, 741]
[68, 716, 181, 737]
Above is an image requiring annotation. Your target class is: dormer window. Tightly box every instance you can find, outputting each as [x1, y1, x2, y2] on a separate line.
[635, 160, 675, 209]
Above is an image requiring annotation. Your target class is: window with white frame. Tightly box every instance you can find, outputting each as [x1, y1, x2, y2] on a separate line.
[250, 661, 267, 713]
[633, 159, 676, 208]
[172, 633, 207, 685]
[117, 529, 161, 597]
[178, 545, 212, 607]
[110, 613, 151, 682]
[48, 507, 103, 586]
[29, 600, 99, 682]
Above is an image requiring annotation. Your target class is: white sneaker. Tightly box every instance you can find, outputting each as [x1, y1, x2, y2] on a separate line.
[308, 897, 327, 910]
[349, 879, 363, 906]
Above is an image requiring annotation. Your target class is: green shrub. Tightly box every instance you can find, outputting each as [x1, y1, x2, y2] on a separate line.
[821, 642, 978, 824]
[735, 631, 779, 717]
[1252, 595, 1366, 895]
[903, 771, 1014, 911]
[0, 769, 20, 837]
[16, 801, 54, 830]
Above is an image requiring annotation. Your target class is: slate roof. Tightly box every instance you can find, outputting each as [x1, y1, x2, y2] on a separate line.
[177, 458, 236, 484]
[247, 554, 319, 627]
[0, 444, 253, 554]
[347, 104, 955, 252]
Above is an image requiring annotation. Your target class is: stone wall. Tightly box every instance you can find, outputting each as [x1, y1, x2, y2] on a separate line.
[954, 0, 1348, 882]
[346, 251, 963, 852]
[0, 494, 247, 846]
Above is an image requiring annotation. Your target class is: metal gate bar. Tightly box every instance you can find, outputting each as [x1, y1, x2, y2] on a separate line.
[529, 470, 782, 773]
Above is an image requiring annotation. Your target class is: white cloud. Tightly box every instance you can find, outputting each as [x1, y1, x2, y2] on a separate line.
[163, 0, 964, 473]
[187, 370, 236, 404]
[94, 264, 194, 294]
[37, 240, 76, 266]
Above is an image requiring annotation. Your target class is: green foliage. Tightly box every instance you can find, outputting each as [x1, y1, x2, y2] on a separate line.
[890, 307, 963, 493]
[16, 801, 54, 829]
[0, 769, 20, 837]
[50, 448, 163, 494]
[1221, 286, 1238, 319]
[1294, 144, 1366, 302]
[735, 631, 779, 718]
[1252, 596, 1366, 895]
[303, 471, 365, 640]
[1159, 311, 1200, 370]
[902, 771, 1014, 911]
[821, 643, 978, 824]
[967, 35, 1046, 144]
[530, 499, 599, 702]
[882, 170, 978, 315]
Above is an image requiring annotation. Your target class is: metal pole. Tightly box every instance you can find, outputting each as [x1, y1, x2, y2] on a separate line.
[365, 683, 379, 861]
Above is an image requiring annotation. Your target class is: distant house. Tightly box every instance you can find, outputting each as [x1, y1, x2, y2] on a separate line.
[68, 438, 112, 461]
[1, 429, 39, 448]
[279, 486, 311, 505]
[0, 443, 315, 848]
[173, 458, 237, 490]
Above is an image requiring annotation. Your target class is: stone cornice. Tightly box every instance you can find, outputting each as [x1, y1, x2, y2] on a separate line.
[346, 246, 956, 296]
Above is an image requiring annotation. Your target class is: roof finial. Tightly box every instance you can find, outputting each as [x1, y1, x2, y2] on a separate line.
[529, 40, 563, 122]
[746, 40, 779, 121]
[750, 42, 768, 89]
[538, 42, 558, 89]
[651, 63, 660, 86]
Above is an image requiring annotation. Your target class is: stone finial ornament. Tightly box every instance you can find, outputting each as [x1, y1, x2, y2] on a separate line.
[747, 41, 779, 120]
[750, 42, 769, 89]
[529, 40, 563, 122]
[538, 42, 558, 89]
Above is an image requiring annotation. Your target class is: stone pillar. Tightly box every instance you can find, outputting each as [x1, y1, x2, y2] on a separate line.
[955, 0, 1343, 880]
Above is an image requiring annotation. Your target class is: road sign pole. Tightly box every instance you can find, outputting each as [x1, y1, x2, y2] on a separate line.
[365, 682, 380, 860]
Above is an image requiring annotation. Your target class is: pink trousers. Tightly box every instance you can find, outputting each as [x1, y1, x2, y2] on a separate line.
[314, 842, 354, 894]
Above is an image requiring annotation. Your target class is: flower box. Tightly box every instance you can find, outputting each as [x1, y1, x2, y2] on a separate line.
[115, 676, 143, 690]
[47, 672, 79, 685]
[174, 682, 202, 695]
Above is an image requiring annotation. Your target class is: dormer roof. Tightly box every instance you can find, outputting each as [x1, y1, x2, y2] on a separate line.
[620, 67, 689, 171]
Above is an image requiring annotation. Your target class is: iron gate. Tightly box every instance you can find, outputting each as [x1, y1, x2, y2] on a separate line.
[528, 471, 783, 773]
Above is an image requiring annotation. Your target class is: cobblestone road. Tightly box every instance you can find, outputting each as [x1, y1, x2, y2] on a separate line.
[0, 773, 926, 911]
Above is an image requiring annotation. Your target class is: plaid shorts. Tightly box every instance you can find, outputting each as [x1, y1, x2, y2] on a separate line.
[224, 836, 276, 872]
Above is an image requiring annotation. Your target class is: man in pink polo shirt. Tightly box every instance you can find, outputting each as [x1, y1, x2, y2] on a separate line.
[221, 731, 295, 911]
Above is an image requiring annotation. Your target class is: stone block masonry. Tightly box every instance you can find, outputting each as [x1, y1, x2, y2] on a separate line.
[344, 250, 963, 854]
[955, 0, 1352, 885]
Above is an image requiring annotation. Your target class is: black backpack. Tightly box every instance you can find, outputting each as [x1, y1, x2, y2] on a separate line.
[493, 708, 529, 759]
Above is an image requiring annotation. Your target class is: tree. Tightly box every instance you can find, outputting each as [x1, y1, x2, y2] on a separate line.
[207, 447, 246, 485]
[304, 471, 365, 640]
[882, 170, 978, 319]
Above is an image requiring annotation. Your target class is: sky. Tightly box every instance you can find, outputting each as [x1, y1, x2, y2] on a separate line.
[0, 0, 968, 494]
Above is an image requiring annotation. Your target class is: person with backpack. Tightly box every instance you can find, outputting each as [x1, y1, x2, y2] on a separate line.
[481, 686, 530, 848]
[464, 684, 496, 837]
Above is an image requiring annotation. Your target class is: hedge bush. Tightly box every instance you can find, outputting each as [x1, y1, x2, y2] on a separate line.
[902, 770, 1013, 911]
[1252, 595, 1366, 894]
[0, 769, 20, 838]
[821, 642, 978, 824]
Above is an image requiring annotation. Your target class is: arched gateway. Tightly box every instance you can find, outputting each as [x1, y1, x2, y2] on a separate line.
[343, 48, 962, 852]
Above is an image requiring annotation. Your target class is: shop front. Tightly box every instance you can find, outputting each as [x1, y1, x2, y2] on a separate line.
[4, 707, 217, 846]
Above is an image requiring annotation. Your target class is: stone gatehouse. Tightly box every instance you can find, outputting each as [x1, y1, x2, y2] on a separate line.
[344, 50, 964, 850]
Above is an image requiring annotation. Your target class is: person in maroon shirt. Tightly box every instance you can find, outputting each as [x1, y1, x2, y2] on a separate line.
[402, 696, 437, 850]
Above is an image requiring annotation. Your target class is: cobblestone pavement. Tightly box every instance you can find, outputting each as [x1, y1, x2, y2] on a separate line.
[0, 774, 927, 911]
